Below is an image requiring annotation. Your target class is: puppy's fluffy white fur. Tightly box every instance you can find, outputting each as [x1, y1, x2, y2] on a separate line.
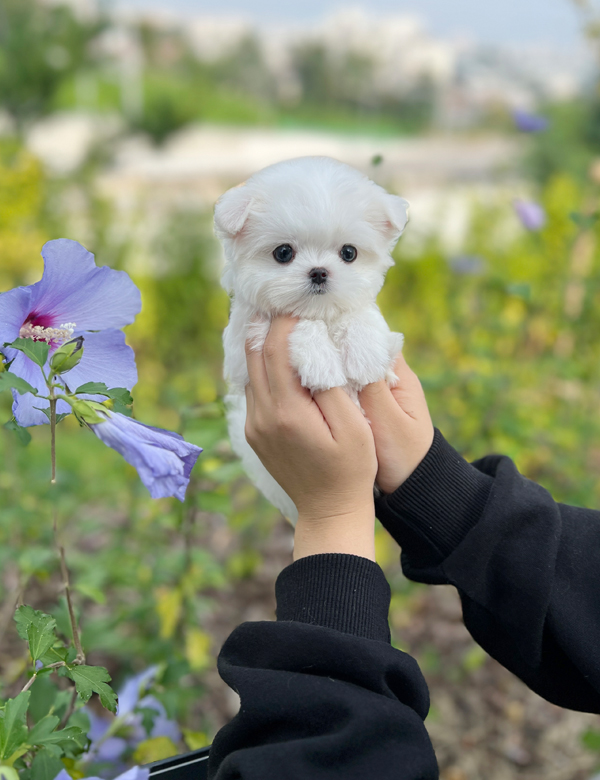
[215, 156, 409, 524]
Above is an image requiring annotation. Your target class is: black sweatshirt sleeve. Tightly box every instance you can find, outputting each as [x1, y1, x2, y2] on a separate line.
[374, 428, 600, 714]
[208, 554, 439, 779]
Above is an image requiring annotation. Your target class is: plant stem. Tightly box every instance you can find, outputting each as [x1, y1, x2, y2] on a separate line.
[59, 686, 78, 729]
[50, 396, 56, 486]
[20, 673, 38, 694]
[59, 545, 85, 665]
[49, 377, 85, 665]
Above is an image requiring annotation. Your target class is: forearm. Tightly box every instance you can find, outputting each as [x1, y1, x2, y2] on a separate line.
[208, 554, 438, 779]
[375, 429, 600, 713]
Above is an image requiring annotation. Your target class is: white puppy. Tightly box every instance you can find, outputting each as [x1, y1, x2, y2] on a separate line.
[215, 156, 409, 524]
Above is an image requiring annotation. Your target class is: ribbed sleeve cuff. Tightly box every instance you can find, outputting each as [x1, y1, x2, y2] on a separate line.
[375, 429, 494, 565]
[275, 553, 391, 643]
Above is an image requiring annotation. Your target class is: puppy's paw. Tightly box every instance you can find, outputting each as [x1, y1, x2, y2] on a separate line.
[385, 331, 405, 388]
[385, 368, 399, 388]
[389, 331, 405, 357]
[246, 316, 270, 352]
[289, 319, 346, 391]
[340, 334, 389, 387]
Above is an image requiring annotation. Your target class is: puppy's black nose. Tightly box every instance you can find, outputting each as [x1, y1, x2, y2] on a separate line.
[309, 267, 328, 285]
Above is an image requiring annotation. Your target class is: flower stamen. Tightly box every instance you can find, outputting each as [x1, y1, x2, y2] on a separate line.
[19, 321, 76, 344]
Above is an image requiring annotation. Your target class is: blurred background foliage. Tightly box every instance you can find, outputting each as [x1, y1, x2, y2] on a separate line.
[1, 0, 600, 776]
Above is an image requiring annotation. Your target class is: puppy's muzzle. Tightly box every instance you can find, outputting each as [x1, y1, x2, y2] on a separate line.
[309, 267, 328, 291]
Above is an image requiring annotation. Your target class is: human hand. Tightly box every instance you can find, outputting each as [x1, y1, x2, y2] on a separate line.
[244, 316, 378, 561]
[359, 352, 434, 495]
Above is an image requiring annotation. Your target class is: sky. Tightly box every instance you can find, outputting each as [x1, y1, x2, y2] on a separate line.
[115, 0, 591, 47]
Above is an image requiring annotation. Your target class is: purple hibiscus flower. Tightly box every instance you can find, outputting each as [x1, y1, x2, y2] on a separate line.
[513, 199, 546, 231]
[88, 410, 201, 501]
[513, 109, 549, 133]
[0, 239, 141, 427]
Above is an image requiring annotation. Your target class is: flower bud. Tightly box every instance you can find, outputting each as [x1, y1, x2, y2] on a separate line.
[49, 336, 84, 375]
[0, 766, 19, 780]
[71, 399, 106, 425]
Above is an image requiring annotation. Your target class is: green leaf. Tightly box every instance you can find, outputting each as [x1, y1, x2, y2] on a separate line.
[106, 387, 133, 405]
[26, 716, 60, 745]
[111, 400, 133, 417]
[74, 384, 133, 407]
[14, 606, 58, 662]
[3, 420, 31, 447]
[0, 692, 30, 761]
[7, 339, 49, 368]
[33, 408, 68, 424]
[74, 381, 109, 396]
[28, 677, 60, 723]
[0, 372, 37, 396]
[28, 749, 64, 780]
[38, 646, 68, 667]
[28, 717, 84, 750]
[64, 665, 117, 714]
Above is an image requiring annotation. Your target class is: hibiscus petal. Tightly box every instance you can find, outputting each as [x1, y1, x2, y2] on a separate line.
[62, 330, 138, 396]
[136, 695, 181, 743]
[86, 709, 111, 742]
[117, 666, 159, 717]
[28, 239, 141, 330]
[115, 767, 150, 780]
[90, 412, 202, 501]
[0, 286, 32, 346]
[10, 351, 70, 427]
[94, 736, 128, 763]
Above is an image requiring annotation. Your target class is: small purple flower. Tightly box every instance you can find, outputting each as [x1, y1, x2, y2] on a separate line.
[0, 239, 141, 427]
[513, 199, 546, 231]
[513, 109, 549, 133]
[89, 410, 201, 501]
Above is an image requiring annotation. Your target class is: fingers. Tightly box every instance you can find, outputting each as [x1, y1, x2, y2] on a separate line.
[359, 379, 409, 425]
[391, 351, 423, 394]
[389, 352, 429, 421]
[245, 331, 270, 400]
[313, 387, 370, 441]
[244, 381, 254, 416]
[262, 316, 303, 402]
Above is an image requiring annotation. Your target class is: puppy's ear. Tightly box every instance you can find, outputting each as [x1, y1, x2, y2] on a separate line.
[214, 183, 254, 239]
[370, 194, 410, 245]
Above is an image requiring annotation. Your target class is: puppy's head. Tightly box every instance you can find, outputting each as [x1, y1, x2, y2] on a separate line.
[215, 157, 409, 318]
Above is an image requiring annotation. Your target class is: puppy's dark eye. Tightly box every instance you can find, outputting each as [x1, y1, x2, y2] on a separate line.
[340, 245, 357, 263]
[273, 244, 294, 264]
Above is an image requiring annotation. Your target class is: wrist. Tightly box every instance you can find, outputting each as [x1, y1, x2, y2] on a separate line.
[293, 507, 376, 562]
